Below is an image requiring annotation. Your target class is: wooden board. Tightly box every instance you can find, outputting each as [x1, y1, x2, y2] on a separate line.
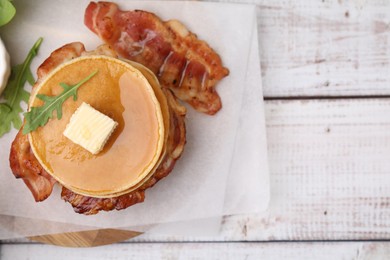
[28, 229, 141, 247]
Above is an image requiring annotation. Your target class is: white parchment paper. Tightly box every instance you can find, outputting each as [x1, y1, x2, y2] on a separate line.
[0, 1, 269, 239]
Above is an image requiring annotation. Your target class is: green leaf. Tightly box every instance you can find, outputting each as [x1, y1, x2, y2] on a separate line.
[23, 70, 98, 134]
[0, 37, 43, 137]
[0, 0, 16, 27]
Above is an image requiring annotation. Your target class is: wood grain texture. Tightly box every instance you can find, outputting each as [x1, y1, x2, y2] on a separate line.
[228, 98, 390, 241]
[2, 242, 390, 259]
[218, 0, 390, 97]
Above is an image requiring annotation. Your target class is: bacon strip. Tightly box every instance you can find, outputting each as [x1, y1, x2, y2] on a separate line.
[85, 1, 229, 115]
[9, 131, 56, 202]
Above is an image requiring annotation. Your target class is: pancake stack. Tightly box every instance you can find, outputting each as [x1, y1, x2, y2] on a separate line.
[28, 55, 171, 198]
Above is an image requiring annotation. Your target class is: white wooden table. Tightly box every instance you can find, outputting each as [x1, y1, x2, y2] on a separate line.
[2, 0, 390, 259]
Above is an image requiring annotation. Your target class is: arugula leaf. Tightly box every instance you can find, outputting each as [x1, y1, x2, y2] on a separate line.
[0, 37, 42, 137]
[0, 0, 16, 26]
[23, 70, 98, 134]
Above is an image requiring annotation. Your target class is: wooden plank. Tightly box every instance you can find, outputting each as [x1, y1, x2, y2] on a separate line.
[2, 98, 390, 243]
[1, 242, 390, 259]
[269, 98, 390, 238]
[216, 98, 390, 241]
[249, 0, 390, 97]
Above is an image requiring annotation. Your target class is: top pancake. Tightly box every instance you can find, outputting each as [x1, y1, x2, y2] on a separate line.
[28, 55, 165, 197]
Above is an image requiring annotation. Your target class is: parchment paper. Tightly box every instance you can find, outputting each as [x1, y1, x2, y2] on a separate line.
[0, 1, 269, 239]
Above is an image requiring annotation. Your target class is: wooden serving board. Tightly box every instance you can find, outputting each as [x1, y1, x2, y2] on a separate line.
[28, 229, 141, 247]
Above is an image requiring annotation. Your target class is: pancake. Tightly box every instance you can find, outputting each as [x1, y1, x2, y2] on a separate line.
[28, 55, 165, 197]
[68, 59, 172, 198]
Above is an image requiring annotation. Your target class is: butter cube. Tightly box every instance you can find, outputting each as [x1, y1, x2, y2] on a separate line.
[63, 102, 118, 154]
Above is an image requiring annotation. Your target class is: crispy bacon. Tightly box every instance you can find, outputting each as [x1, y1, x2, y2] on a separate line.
[9, 42, 186, 214]
[85, 1, 229, 115]
[9, 131, 56, 202]
[61, 187, 146, 215]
